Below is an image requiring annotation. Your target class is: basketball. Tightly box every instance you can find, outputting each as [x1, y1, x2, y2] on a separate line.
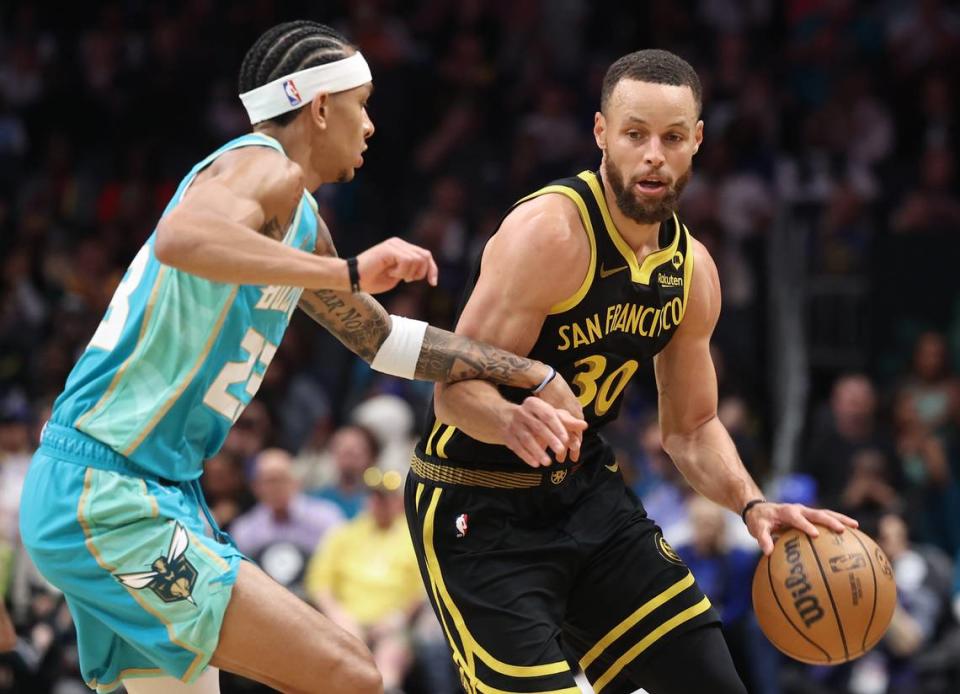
[751, 525, 896, 665]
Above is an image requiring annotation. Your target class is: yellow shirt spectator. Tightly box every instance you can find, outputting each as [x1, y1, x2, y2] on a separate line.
[306, 510, 424, 626]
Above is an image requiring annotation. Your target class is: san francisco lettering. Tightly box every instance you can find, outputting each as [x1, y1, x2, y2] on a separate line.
[784, 537, 825, 628]
[557, 297, 685, 351]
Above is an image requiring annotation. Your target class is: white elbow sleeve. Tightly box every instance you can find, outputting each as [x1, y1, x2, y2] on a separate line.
[370, 314, 428, 379]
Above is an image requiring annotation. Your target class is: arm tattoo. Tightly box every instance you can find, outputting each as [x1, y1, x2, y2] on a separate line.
[299, 206, 542, 387]
[298, 289, 391, 362]
[414, 326, 540, 387]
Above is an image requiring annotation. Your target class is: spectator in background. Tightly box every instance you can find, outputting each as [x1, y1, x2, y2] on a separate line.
[891, 147, 960, 234]
[306, 468, 427, 694]
[874, 512, 956, 694]
[676, 497, 777, 694]
[803, 373, 893, 509]
[220, 398, 273, 478]
[894, 389, 959, 555]
[896, 331, 959, 433]
[0, 394, 32, 549]
[0, 601, 13, 652]
[309, 424, 380, 520]
[200, 450, 254, 531]
[231, 449, 343, 594]
[840, 448, 902, 531]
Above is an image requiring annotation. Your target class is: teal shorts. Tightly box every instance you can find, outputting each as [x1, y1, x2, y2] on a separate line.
[19, 424, 243, 692]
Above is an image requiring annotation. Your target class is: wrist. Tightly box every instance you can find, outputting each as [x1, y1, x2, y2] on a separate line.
[530, 365, 557, 394]
[740, 498, 767, 524]
[345, 256, 361, 292]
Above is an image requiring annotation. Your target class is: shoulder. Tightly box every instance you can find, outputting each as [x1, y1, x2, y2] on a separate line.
[475, 192, 589, 306]
[493, 193, 588, 262]
[206, 145, 304, 207]
[684, 235, 721, 329]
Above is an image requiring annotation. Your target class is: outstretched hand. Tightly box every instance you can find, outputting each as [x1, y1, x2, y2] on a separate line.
[745, 502, 859, 556]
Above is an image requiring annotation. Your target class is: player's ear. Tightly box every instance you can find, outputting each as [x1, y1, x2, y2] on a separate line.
[693, 120, 704, 155]
[594, 112, 606, 150]
[310, 91, 330, 130]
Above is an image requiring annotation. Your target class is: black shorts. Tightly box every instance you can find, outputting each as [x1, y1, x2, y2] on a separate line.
[405, 446, 721, 694]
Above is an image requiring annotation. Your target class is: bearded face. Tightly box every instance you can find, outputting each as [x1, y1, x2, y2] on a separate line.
[605, 156, 691, 224]
[594, 79, 702, 226]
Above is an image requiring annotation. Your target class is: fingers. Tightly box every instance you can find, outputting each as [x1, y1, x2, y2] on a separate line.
[504, 427, 548, 468]
[383, 238, 436, 285]
[802, 507, 857, 533]
[521, 398, 570, 462]
[556, 410, 584, 462]
[758, 522, 774, 556]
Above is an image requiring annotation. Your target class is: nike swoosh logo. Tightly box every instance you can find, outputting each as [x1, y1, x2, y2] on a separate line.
[604, 462, 619, 473]
[599, 263, 628, 279]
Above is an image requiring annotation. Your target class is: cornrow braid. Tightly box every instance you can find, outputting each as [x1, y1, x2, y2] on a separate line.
[238, 20, 353, 127]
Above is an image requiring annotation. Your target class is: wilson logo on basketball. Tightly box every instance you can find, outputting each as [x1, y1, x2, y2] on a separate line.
[784, 536, 825, 628]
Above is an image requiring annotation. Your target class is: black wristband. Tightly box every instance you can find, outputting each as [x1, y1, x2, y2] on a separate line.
[740, 498, 767, 524]
[346, 257, 360, 293]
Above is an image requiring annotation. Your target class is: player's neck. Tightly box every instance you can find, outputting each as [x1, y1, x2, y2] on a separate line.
[252, 124, 323, 190]
[599, 171, 663, 256]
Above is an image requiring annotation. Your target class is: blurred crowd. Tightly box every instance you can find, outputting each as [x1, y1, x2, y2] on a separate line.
[1, 1, 960, 693]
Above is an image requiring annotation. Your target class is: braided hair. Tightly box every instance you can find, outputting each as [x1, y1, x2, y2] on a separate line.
[238, 21, 353, 126]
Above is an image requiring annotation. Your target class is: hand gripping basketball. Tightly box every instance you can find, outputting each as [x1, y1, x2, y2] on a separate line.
[752, 525, 896, 664]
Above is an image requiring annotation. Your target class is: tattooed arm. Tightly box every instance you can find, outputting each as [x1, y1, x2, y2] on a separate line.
[298, 210, 557, 387]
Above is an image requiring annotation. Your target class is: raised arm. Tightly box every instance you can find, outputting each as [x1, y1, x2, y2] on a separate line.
[431, 195, 589, 466]
[154, 146, 436, 293]
[654, 240, 856, 555]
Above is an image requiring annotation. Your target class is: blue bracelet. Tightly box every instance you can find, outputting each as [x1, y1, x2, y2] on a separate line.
[531, 366, 557, 395]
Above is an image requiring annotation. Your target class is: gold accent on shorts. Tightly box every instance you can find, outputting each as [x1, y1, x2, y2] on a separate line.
[411, 454, 542, 489]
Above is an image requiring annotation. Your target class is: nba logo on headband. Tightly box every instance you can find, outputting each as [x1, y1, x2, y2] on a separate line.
[283, 80, 302, 107]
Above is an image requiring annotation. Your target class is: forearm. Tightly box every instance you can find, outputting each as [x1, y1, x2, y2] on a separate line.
[662, 416, 762, 514]
[416, 326, 547, 388]
[155, 212, 350, 290]
[298, 290, 549, 388]
[434, 380, 518, 444]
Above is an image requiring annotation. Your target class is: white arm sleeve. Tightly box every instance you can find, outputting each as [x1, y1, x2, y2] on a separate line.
[370, 314, 429, 380]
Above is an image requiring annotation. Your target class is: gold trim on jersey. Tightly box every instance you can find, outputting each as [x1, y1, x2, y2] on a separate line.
[421, 488, 575, 691]
[579, 172, 682, 286]
[681, 225, 695, 321]
[411, 454, 542, 489]
[515, 184, 598, 315]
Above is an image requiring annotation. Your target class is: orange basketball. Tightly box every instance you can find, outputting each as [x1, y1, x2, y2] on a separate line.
[751, 525, 896, 664]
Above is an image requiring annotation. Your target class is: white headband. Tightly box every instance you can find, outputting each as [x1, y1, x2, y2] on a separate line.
[239, 52, 372, 124]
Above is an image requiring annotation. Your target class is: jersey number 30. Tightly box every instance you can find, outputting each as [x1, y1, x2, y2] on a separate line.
[571, 355, 639, 417]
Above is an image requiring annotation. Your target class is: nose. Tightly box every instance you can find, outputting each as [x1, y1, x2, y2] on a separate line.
[363, 109, 375, 140]
[644, 137, 665, 168]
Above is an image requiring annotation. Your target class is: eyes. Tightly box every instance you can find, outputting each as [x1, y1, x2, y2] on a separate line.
[626, 130, 686, 144]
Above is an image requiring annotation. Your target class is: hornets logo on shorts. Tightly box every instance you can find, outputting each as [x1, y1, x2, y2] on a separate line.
[115, 521, 199, 605]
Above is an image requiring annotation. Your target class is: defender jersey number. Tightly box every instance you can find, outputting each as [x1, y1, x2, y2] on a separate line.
[203, 328, 278, 422]
[571, 355, 639, 417]
[88, 245, 152, 352]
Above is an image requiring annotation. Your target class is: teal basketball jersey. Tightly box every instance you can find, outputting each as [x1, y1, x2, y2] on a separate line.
[51, 133, 319, 481]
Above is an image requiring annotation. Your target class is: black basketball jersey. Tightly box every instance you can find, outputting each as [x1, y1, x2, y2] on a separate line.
[417, 170, 695, 468]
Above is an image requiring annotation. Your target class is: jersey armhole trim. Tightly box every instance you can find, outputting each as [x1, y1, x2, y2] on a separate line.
[681, 225, 694, 321]
[514, 184, 597, 315]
